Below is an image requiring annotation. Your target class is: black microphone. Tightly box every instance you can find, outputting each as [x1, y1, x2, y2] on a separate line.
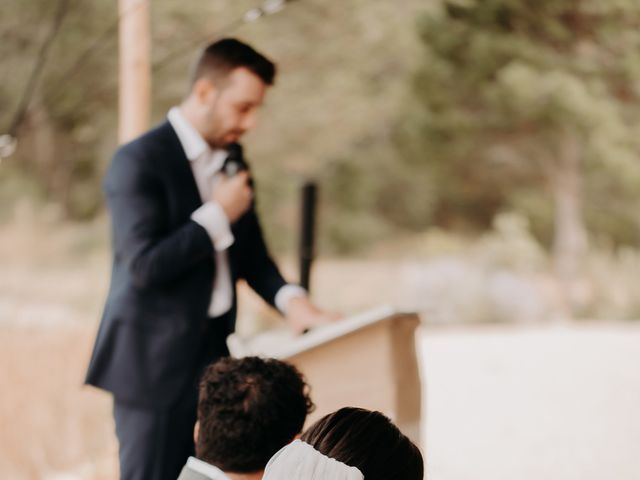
[223, 143, 253, 188]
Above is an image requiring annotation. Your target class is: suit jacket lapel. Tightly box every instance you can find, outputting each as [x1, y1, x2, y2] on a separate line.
[159, 120, 203, 217]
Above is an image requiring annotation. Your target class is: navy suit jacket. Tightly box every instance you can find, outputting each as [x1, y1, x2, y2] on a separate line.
[85, 121, 287, 407]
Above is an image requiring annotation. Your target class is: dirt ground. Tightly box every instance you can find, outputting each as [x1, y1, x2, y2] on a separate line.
[420, 323, 640, 480]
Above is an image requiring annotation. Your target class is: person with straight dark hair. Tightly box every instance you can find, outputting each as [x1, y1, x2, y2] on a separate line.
[177, 356, 315, 480]
[263, 407, 424, 480]
[85, 37, 336, 480]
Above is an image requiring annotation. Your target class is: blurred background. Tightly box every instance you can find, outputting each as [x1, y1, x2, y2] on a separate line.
[1, 0, 639, 479]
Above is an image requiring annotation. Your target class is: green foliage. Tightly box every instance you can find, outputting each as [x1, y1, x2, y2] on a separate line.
[0, 0, 428, 254]
[3, 0, 640, 257]
[0, 0, 238, 219]
[581, 245, 640, 320]
[1, 0, 118, 219]
[396, 0, 640, 247]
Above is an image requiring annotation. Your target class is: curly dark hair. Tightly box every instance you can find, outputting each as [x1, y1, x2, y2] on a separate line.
[196, 356, 314, 473]
[301, 407, 424, 480]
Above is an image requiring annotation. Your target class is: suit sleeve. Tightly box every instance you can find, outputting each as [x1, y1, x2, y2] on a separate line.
[105, 147, 214, 288]
[236, 207, 288, 309]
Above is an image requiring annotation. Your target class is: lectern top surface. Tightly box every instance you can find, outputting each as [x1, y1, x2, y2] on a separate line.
[228, 305, 419, 359]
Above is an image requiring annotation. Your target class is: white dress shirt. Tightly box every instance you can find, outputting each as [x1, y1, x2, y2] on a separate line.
[167, 107, 305, 317]
[185, 456, 231, 480]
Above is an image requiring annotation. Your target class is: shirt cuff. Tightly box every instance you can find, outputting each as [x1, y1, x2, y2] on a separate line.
[275, 284, 308, 315]
[191, 202, 234, 251]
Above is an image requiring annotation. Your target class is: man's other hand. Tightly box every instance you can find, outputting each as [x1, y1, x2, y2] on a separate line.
[213, 171, 252, 223]
[285, 296, 342, 335]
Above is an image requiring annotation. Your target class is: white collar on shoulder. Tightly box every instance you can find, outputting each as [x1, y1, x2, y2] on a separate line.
[186, 456, 232, 480]
[167, 107, 211, 161]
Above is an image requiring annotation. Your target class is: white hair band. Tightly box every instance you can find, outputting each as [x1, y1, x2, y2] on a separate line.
[263, 439, 364, 480]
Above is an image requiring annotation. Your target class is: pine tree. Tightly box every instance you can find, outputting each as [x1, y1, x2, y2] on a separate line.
[399, 0, 640, 306]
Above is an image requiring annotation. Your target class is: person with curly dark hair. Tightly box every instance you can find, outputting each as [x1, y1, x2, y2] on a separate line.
[263, 407, 424, 480]
[177, 356, 315, 480]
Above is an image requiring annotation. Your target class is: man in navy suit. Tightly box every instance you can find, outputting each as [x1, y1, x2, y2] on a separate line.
[85, 38, 335, 480]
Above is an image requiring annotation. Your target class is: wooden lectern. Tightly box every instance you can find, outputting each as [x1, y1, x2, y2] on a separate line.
[227, 306, 422, 445]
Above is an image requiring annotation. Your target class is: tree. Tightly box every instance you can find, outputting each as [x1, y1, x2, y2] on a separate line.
[397, 0, 640, 309]
[0, 0, 222, 219]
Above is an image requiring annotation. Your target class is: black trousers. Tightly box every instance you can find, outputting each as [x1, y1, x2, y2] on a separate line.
[113, 315, 232, 480]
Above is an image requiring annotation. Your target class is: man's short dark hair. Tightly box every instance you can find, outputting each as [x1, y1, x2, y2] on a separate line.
[196, 356, 314, 472]
[191, 37, 276, 87]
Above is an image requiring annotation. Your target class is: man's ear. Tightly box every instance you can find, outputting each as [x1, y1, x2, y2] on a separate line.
[193, 78, 217, 104]
[194, 420, 200, 445]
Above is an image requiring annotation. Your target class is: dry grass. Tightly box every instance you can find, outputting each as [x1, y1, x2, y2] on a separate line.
[0, 327, 116, 480]
[0, 217, 116, 479]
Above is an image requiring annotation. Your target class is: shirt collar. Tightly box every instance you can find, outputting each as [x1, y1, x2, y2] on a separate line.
[167, 107, 211, 161]
[186, 457, 231, 480]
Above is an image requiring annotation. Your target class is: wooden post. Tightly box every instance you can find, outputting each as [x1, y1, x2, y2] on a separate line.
[118, 0, 150, 144]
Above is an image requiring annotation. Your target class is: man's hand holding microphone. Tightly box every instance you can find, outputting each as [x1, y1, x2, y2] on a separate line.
[213, 170, 253, 223]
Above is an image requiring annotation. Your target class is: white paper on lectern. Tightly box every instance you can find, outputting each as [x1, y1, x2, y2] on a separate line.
[227, 304, 399, 359]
